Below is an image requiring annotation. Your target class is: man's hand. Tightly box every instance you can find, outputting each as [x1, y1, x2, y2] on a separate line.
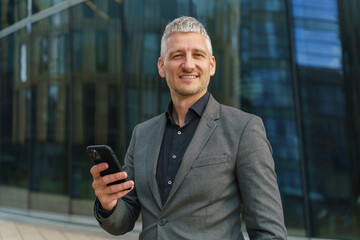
[90, 163, 134, 211]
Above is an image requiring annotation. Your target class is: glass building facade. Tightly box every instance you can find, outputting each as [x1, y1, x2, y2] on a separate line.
[0, 0, 359, 239]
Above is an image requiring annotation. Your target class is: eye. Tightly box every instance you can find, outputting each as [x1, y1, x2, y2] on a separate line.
[194, 53, 205, 58]
[172, 53, 183, 59]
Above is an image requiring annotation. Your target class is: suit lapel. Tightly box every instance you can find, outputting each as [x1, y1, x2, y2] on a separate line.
[146, 115, 167, 209]
[165, 96, 220, 205]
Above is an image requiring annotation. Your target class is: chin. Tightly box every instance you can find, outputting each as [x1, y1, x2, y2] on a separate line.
[175, 89, 204, 97]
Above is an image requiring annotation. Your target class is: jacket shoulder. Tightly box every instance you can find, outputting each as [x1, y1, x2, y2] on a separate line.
[133, 113, 165, 134]
[220, 104, 255, 119]
[217, 102, 260, 129]
[206, 95, 258, 123]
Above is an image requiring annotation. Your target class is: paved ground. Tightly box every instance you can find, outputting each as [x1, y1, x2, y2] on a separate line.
[0, 209, 140, 240]
[0, 207, 311, 240]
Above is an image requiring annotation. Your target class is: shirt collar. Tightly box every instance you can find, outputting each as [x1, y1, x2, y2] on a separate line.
[165, 91, 210, 125]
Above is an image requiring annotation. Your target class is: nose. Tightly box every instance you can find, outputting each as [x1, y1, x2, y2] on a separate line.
[182, 55, 195, 72]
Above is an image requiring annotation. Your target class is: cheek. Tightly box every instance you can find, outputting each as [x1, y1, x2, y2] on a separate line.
[201, 65, 212, 76]
[163, 60, 186, 80]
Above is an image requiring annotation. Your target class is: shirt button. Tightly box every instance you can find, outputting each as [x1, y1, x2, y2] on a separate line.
[177, 131, 182, 135]
[172, 154, 177, 159]
[168, 181, 172, 185]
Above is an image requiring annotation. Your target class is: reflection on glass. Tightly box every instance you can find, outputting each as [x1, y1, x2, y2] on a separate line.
[27, 11, 69, 213]
[0, 1, 28, 29]
[96, 30, 108, 72]
[142, 32, 159, 74]
[39, 37, 49, 74]
[0, 30, 30, 209]
[50, 34, 67, 75]
[20, 44, 27, 82]
[0, 1, 359, 237]
[337, 5, 360, 237]
[293, 0, 342, 70]
[240, 0, 305, 235]
[47, 85, 59, 141]
[72, 30, 83, 71]
[69, 1, 127, 214]
[292, 0, 359, 238]
[32, 0, 64, 14]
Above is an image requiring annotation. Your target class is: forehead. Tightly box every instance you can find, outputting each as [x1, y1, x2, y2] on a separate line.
[164, 32, 208, 54]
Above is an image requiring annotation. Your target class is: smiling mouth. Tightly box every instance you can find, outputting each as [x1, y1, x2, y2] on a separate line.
[179, 75, 198, 79]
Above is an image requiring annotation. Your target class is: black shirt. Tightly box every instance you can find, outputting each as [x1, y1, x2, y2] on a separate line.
[156, 92, 210, 205]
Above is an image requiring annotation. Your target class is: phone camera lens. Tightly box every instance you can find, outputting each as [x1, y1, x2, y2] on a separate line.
[90, 149, 100, 160]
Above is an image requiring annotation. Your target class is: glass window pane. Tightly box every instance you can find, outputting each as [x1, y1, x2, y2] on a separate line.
[32, 0, 65, 14]
[241, 0, 306, 236]
[28, 10, 69, 213]
[292, 0, 360, 238]
[0, 0, 28, 29]
[1, 1, 359, 239]
[0, 30, 30, 209]
[69, 1, 127, 215]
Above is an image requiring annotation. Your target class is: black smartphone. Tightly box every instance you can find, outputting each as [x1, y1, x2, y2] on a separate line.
[86, 145, 126, 186]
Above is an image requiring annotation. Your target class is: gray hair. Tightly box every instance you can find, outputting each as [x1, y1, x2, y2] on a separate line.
[160, 16, 213, 58]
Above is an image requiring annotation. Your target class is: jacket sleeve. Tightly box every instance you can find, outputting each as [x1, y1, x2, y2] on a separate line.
[94, 125, 141, 235]
[236, 116, 287, 240]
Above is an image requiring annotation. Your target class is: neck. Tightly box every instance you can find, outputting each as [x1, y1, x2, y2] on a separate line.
[171, 91, 206, 127]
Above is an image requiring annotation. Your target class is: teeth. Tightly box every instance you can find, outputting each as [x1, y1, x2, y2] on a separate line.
[180, 76, 197, 79]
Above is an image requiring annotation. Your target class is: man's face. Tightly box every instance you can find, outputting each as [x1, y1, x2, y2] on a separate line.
[158, 32, 216, 100]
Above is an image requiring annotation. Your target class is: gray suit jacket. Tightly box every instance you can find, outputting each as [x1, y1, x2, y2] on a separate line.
[94, 95, 287, 240]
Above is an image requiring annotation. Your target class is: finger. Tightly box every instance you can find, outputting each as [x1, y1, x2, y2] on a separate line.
[90, 163, 108, 178]
[104, 180, 134, 194]
[101, 172, 127, 185]
[105, 182, 135, 200]
[92, 171, 129, 190]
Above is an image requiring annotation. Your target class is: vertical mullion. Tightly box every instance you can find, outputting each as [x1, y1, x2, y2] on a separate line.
[68, 5, 73, 214]
[27, 0, 33, 209]
[285, 0, 313, 237]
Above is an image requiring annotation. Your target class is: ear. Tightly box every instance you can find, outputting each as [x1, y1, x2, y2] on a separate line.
[210, 55, 216, 76]
[158, 57, 166, 78]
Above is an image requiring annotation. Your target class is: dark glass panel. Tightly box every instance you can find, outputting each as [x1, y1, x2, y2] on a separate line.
[0, 30, 30, 209]
[69, 1, 126, 214]
[83, 84, 95, 144]
[240, 0, 305, 236]
[71, 30, 82, 71]
[0, 2, 358, 238]
[141, 32, 159, 74]
[38, 36, 49, 74]
[83, 1, 95, 18]
[28, 10, 69, 213]
[95, 30, 108, 72]
[125, 87, 141, 141]
[32, 0, 64, 14]
[292, 0, 360, 238]
[108, 85, 122, 156]
[108, 0, 122, 19]
[337, 4, 360, 237]
[0, 0, 27, 29]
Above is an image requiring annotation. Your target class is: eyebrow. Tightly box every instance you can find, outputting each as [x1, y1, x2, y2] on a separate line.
[168, 48, 208, 57]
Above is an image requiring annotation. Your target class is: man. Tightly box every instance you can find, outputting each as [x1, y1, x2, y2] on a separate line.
[90, 16, 287, 239]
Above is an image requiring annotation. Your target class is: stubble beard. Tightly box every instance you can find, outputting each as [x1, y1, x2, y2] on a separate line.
[170, 80, 209, 98]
